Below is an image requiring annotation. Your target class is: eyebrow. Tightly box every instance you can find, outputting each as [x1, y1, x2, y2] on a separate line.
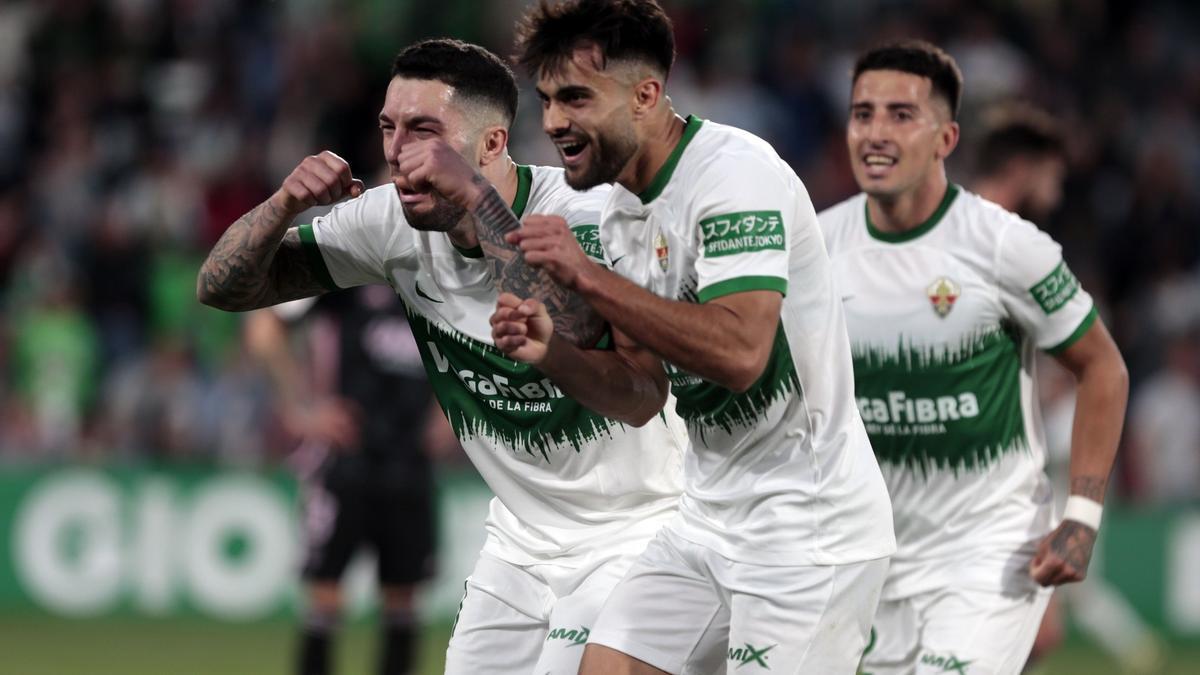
[537, 85, 593, 101]
[850, 101, 919, 112]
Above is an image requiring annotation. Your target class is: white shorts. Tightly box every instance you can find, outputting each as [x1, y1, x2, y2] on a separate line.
[444, 550, 634, 675]
[589, 527, 889, 674]
[861, 587, 1052, 675]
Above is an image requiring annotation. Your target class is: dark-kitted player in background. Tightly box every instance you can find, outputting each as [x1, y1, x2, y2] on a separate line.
[246, 286, 454, 675]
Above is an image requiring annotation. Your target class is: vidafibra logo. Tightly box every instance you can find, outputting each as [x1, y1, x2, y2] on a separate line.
[728, 643, 775, 669]
[546, 626, 589, 647]
[920, 651, 972, 674]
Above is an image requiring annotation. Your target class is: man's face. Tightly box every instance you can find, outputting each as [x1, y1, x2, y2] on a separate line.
[847, 69, 955, 200]
[536, 47, 639, 190]
[380, 77, 474, 231]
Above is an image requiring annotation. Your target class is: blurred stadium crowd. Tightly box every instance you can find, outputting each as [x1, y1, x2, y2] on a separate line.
[0, 0, 1196, 504]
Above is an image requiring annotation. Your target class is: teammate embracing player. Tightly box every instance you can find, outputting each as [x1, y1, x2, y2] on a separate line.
[818, 41, 1129, 674]
[198, 38, 689, 675]
[470, 1, 894, 672]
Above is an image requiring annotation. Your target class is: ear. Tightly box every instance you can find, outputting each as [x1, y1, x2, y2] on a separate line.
[478, 126, 509, 168]
[632, 77, 664, 119]
[934, 120, 960, 161]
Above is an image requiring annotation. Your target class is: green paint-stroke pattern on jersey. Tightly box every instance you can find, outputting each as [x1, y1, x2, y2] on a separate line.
[403, 308, 621, 461]
[1029, 260, 1080, 315]
[670, 323, 799, 440]
[851, 324, 1027, 476]
[700, 210, 785, 258]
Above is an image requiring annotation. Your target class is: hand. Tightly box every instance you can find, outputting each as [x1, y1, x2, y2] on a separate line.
[274, 151, 365, 215]
[491, 292, 555, 364]
[505, 215, 594, 290]
[1029, 520, 1097, 586]
[395, 138, 485, 209]
[285, 397, 362, 451]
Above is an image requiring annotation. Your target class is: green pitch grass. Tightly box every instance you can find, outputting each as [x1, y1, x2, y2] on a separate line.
[0, 612, 1196, 674]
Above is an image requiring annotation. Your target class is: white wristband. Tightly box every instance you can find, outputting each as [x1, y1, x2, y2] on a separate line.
[1062, 496, 1103, 530]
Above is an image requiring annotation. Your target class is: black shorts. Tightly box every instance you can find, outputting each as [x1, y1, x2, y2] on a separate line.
[300, 456, 436, 586]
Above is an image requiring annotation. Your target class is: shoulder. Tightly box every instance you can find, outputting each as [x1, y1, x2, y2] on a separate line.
[816, 193, 867, 248]
[528, 164, 610, 217]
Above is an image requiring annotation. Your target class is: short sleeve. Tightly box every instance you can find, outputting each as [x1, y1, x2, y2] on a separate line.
[691, 154, 791, 303]
[995, 217, 1096, 353]
[302, 186, 408, 289]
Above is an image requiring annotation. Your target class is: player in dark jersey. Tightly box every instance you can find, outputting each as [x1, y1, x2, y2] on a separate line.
[247, 284, 454, 675]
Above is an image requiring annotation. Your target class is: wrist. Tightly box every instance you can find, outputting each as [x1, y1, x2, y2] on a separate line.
[269, 189, 303, 218]
[1062, 495, 1103, 531]
[573, 260, 605, 296]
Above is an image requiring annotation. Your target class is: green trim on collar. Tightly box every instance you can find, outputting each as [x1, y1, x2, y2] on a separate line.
[452, 164, 531, 260]
[638, 115, 704, 204]
[512, 164, 533, 218]
[866, 183, 960, 243]
[452, 242, 485, 258]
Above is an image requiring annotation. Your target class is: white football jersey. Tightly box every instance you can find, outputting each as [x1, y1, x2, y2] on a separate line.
[301, 164, 687, 566]
[600, 116, 895, 566]
[819, 186, 1097, 598]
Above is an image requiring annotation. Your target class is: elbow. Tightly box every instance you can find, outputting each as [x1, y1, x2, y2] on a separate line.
[196, 270, 217, 307]
[715, 352, 770, 394]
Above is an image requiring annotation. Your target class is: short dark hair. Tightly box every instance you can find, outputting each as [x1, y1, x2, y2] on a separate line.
[515, 0, 675, 78]
[390, 39, 518, 126]
[853, 40, 964, 119]
[977, 104, 1065, 176]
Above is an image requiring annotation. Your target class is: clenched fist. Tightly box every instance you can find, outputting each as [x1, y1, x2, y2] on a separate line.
[395, 138, 486, 209]
[273, 151, 365, 216]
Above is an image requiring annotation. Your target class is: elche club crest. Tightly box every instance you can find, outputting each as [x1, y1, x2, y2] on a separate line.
[927, 277, 960, 318]
[654, 231, 669, 272]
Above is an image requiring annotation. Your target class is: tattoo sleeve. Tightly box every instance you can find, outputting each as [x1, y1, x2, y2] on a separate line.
[197, 199, 329, 311]
[1070, 476, 1107, 501]
[470, 180, 606, 348]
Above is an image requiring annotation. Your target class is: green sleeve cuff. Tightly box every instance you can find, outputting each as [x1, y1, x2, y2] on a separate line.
[297, 223, 339, 291]
[1046, 305, 1098, 355]
[697, 276, 787, 303]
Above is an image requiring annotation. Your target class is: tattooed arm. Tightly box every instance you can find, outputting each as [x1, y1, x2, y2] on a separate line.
[197, 151, 363, 311]
[470, 179, 606, 348]
[393, 138, 605, 348]
[1030, 319, 1129, 586]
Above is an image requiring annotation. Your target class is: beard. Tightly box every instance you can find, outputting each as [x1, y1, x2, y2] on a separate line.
[564, 124, 638, 190]
[400, 193, 469, 232]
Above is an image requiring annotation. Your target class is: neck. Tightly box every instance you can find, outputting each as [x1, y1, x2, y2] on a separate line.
[618, 109, 685, 196]
[867, 166, 949, 233]
[447, 156, 518, 249]
[971, 175, 1019, 212]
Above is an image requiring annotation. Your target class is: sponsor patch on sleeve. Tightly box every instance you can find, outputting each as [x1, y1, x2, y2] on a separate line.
[1029, 260, 1080, 314]
[700, 211, 785, 258]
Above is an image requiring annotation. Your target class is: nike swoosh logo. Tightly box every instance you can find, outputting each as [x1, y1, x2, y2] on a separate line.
[415, 280, 443, 304]
[610, 255, 626, 266]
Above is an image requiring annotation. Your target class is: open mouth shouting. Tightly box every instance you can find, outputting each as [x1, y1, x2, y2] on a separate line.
[555, 137, 591, 169]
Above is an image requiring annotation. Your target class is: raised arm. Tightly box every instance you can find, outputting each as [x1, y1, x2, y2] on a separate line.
[394, 139, 605, 348]
[197, 151, 364, 311]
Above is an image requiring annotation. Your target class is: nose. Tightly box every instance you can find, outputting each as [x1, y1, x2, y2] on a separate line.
[543, 102, 568, 137]
[866, 116, 888, 146]
[385, 129, 406, 163]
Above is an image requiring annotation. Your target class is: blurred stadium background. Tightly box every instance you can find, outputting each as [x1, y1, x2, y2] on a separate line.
[0, 0, 1197, 673]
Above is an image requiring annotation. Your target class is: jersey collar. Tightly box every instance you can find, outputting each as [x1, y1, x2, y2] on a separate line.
[452, 164, 533, 259]
[865, 183, 960, 243]
[638, 115, 703, 204]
